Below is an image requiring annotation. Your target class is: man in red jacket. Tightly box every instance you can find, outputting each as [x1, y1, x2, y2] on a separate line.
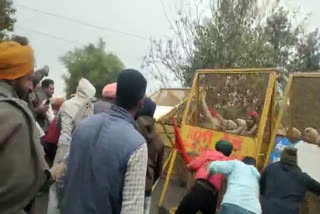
[175, 140, 233, 214]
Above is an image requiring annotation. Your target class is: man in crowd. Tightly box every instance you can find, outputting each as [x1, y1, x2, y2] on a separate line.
[247, 111, 259, 136]
[54, 78, 96, 164]
[31, 78, 55, 132]
[260, 147, 320, 214]
[136, 97, 164, 214]
[63, 69, 148, 214]
[94, 82, 117, 114]
[208, 157, 261, 214]
[176, 140, 233, 214]
[48, 78, 96, 214]
[0, 41, 62, 214]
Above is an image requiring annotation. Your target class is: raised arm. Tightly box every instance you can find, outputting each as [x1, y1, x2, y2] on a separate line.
[200, 95, 219, 129]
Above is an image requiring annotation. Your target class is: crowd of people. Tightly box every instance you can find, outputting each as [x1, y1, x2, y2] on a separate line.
[0, 40, 164, 214]
[200, 94, 259, 136]
[0, 39, 320, 214]
[176, 145, 320, 214]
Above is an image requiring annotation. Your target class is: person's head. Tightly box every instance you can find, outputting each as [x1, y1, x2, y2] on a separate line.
[303, 127, 319, 144]
[41, 79, 54, 98]
[247, 111, 259, 126]
[287, 127, 302, 142]
[242, 156, 256, 166]
[215, 140, 233, 157]
[292, 127, 302, 138]
[277, 127, 288, 136]
[116, 69, 147, 117]
[0, 41, 34, 99]
[139, 97, 156, 118]
[102, 82, 117, 103]
[76, 78, 96, 99]
[280, 147, 297, 165]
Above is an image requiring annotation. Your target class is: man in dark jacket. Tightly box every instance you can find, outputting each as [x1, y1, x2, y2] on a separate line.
[260, 147, 320, 214]
[63, 69, 148, 214]
[136, 97, 164, 214]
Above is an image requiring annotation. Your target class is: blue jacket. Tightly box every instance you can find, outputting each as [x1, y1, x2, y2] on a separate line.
[208, 160, 261, 214]
[63, 105, 146, 214]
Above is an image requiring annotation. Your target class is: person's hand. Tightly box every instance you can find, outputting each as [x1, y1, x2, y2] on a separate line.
[49, 163, 66, 181]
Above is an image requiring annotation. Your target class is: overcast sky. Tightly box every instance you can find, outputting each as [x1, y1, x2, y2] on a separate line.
[12, 0, 320, 96]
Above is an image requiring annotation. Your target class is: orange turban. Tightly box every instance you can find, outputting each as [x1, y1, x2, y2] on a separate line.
[0, 41, 34, 80]
[102, 83, 117, 99]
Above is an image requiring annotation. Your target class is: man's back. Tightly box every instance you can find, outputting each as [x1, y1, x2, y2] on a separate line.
[188, 150, 227, 191]
[63, 105, 146, 214]
[260, 162, 320, 214]
[210, 160, 261, 214]
[94, 99, 112, 114]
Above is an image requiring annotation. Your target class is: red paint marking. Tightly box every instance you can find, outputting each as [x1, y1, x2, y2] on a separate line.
[185, 127, 244, 159]
[186, 127, 214, 151]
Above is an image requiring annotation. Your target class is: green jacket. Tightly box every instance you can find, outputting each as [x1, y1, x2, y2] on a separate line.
[0, 81, 49, 214]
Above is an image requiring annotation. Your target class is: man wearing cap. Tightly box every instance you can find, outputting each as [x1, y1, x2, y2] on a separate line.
[94, 82, 117, 114]
[0, 41, 62, 214]
[260, 147, 320, 214]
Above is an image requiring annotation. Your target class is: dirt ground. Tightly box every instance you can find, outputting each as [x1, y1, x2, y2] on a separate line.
[150, 151, 195, 214]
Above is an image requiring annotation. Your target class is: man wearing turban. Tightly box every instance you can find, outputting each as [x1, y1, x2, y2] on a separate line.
[0, 41, 62, 214]
[94, 82, 116, 114]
